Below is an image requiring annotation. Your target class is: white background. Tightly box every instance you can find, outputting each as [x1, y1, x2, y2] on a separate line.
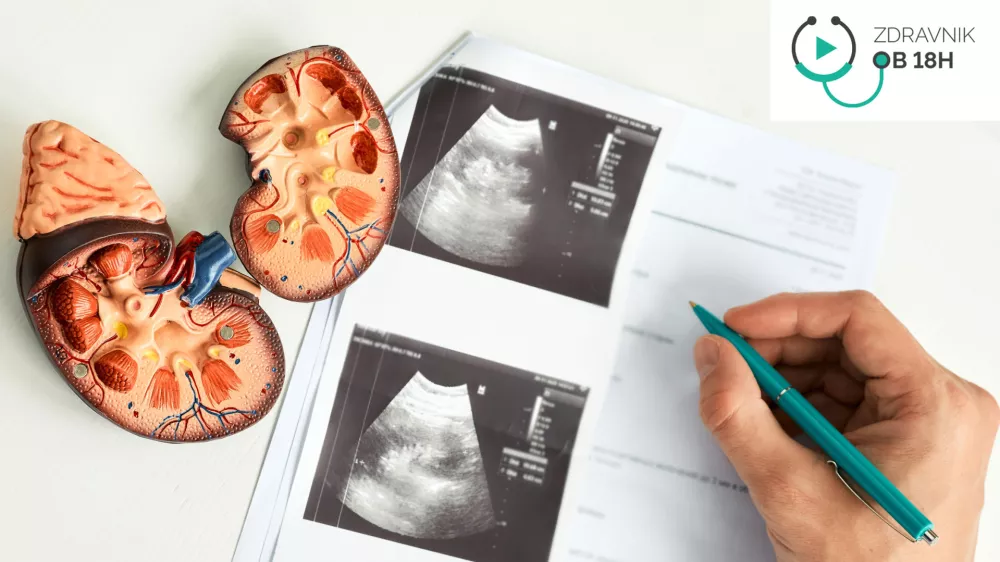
[0, 1, 997, 561]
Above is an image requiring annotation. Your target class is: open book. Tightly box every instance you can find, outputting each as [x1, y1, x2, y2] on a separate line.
[233, 33, 894, 562]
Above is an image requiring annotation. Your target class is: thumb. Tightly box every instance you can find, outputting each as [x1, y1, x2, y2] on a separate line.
[694, 335, 818, 492]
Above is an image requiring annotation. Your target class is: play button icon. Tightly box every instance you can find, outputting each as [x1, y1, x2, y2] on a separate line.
[816, 36, 837, 60]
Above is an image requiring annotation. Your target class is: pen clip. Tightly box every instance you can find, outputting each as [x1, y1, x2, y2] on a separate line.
[826, 460, 935, 545]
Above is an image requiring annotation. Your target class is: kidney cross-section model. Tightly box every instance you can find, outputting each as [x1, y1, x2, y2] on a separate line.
[219, 46, 401, 302]
[15, 120, 285, 442]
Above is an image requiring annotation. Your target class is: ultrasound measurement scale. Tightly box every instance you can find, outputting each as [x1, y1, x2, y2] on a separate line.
[567, 122, 658, 219]
[500, 386, 586, 486]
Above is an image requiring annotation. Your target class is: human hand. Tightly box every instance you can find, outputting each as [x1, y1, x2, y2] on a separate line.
[692, 291, 999, 561]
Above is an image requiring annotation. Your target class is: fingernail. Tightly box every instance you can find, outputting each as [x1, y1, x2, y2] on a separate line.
[694, 337, 719, 379]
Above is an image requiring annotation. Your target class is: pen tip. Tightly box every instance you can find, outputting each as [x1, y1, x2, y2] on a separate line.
[688, 301, 697, 308]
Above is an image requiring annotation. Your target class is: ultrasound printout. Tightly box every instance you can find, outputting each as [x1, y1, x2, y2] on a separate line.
[304, 326, 589, 562]
[389, 67, 661, 307]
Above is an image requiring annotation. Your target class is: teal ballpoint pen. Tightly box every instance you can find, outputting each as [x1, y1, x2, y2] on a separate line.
[689, 302, 938, 545]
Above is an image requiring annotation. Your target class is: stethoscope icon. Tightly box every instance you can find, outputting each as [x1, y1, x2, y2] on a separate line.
[792, 16, 887, 108]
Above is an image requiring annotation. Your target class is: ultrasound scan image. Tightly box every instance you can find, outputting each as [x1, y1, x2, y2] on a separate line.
[398, 106, 544, 268]
[389, 67, 662, 307]
[304, 325, 590, 562]
[338, 372, 497, 539]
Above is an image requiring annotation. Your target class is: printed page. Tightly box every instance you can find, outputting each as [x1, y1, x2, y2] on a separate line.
[563, 109, 894, 561]
[258, 34, 894, 561]
[271, 35, 685, 562]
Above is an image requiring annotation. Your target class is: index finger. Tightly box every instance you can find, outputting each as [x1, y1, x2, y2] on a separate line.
[723, 291, 934, 380]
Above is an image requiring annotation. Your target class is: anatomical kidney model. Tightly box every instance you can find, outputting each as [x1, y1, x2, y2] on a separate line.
[219, 45, 400, 302]
[15, 120, 285, 442]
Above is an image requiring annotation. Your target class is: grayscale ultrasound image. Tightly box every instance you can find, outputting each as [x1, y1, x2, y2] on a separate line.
[389, 67, 662, 307]
[304, 325, 590, 562]
[339, 372, 497, 540]
[398, 106, 545, 268]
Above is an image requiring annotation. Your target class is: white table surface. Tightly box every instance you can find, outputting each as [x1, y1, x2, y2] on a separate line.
[0, 1, 997, 560]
